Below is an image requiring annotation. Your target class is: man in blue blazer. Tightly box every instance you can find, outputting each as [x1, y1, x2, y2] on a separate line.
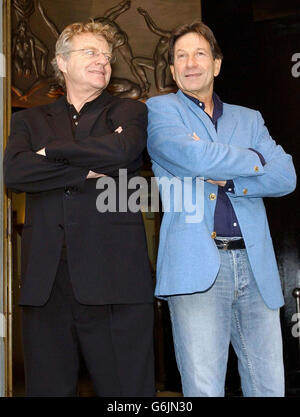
[147, 20, 296, 396]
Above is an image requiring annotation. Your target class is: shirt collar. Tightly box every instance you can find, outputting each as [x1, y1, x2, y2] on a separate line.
[64, 90, 109, 115]
[183, 91, 223, 125]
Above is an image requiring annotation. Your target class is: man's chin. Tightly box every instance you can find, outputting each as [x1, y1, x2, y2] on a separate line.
[89, 82, 109, 92]
[183, 83, 204, 92]
[182, 87, 203, 96]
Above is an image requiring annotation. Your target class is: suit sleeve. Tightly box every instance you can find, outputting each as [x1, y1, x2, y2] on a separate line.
[45, 100, 147, 174]
[230, 111, 296, 198]
[146, 97, 265, 181]
[3, 112, 89, 193]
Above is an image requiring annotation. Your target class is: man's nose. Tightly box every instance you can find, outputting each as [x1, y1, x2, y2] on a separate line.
[186, 55, 197, 67]
[95, 52, 109, 65]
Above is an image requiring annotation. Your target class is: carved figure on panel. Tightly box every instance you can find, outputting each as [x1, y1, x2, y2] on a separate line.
[94, 0, 150, 97]
[12, 0, 182, 105]
[12, 0, 50, 105]
[37, 0, 147, 99]
[107, 77, 141, 99]
[12, 0, 35, 21]
[133, 8, 176, 93]
[12, 20, 48, 78]
[13, 1, 74, 102]
[12, 0, 48, 78]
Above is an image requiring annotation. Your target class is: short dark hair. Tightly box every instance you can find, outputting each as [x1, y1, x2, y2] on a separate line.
[168, 20, 223, 65]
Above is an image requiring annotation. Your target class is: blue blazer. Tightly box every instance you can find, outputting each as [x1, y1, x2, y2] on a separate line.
[147, 90, 296, 309]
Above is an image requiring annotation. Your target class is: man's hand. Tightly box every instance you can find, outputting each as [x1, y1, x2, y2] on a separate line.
[86, 171, 106, 179]
[114, 126, 123, 134]
[206, 179, 227, 187]
[192, 132, 200, 141]
[36, 148, 46, 156]
[37, 126, 122, 180]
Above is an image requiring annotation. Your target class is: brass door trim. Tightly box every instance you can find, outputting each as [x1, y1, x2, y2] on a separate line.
[3, 0, 12, 397]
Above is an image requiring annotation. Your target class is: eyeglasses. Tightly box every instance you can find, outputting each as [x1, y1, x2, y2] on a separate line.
[68, 48, 115, 64]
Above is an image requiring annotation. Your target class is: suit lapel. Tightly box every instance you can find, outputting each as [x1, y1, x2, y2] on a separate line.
[45, 97, 73, 143]
[177, 90, 218, 142]
[44, 90, 114, 142]
[217, 105, 238, 145]
[177, 90, 238, 145]
[74, 90, 114, 141]
[74, 105, 107, 141]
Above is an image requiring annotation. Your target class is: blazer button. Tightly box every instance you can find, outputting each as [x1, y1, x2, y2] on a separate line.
[243, 188, 248, 195]
[209, 193, 216, 200]
[254, 165, 259, 172]
[211, 231, 217, 239]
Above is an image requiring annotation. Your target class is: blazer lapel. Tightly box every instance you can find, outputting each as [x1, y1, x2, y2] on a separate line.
[216, 105, 238, 145]
[45, 97, 73, 143]
[177, 90, 218, 142]
[74, 90, 114, 141]
[44, 90, 115, 143]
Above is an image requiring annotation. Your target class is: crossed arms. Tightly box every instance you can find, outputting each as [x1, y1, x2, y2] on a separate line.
[4, 100, 147, 193]
[146, 96, 296, 198]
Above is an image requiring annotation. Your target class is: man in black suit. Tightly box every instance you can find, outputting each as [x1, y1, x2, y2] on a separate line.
[4, 21, 155, 397]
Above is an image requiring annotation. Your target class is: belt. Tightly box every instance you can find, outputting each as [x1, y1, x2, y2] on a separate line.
[215, 238, 245, 250]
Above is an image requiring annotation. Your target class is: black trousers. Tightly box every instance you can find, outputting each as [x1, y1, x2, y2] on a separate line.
[21, 259, 155, 397]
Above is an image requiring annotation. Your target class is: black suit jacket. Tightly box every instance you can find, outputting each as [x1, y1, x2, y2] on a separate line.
[4, 91, 154, 306]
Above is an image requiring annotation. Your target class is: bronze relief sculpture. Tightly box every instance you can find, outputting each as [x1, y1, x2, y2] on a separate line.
[11, 0, 200, 106]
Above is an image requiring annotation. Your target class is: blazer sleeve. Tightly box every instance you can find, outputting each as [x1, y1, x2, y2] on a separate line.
[229, 111, 296, 198]
[146, 96, 265, 181]
[3, 112, 89, 193]
[45, 99, 147, 174]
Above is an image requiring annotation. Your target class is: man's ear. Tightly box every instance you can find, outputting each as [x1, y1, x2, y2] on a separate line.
[56, 54, 67, 74]
[214, 58, 222, 77]
[170, 65, 175, 81]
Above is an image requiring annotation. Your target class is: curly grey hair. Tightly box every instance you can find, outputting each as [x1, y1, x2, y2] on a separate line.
[51, 21, 114, 88]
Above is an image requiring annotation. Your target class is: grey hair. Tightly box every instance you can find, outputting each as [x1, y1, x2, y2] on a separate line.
[51, 20, 114, 88]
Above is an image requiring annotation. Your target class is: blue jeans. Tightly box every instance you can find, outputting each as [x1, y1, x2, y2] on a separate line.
[168, 248, 284, 397]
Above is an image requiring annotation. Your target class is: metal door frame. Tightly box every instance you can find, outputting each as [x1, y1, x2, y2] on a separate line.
[1, 0, 12, 398]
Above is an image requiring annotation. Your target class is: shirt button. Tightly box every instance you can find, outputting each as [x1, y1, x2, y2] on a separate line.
[228, 188, 232, 192]
[209, 193, 216, 200]
[73, 114, 77, 119]
[233, 222, 237, 227]
[243, 188, 248, 195]
[74, 121, 78, 126]
[254, 165, 259, 172]
[211, 231, 217, 239]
